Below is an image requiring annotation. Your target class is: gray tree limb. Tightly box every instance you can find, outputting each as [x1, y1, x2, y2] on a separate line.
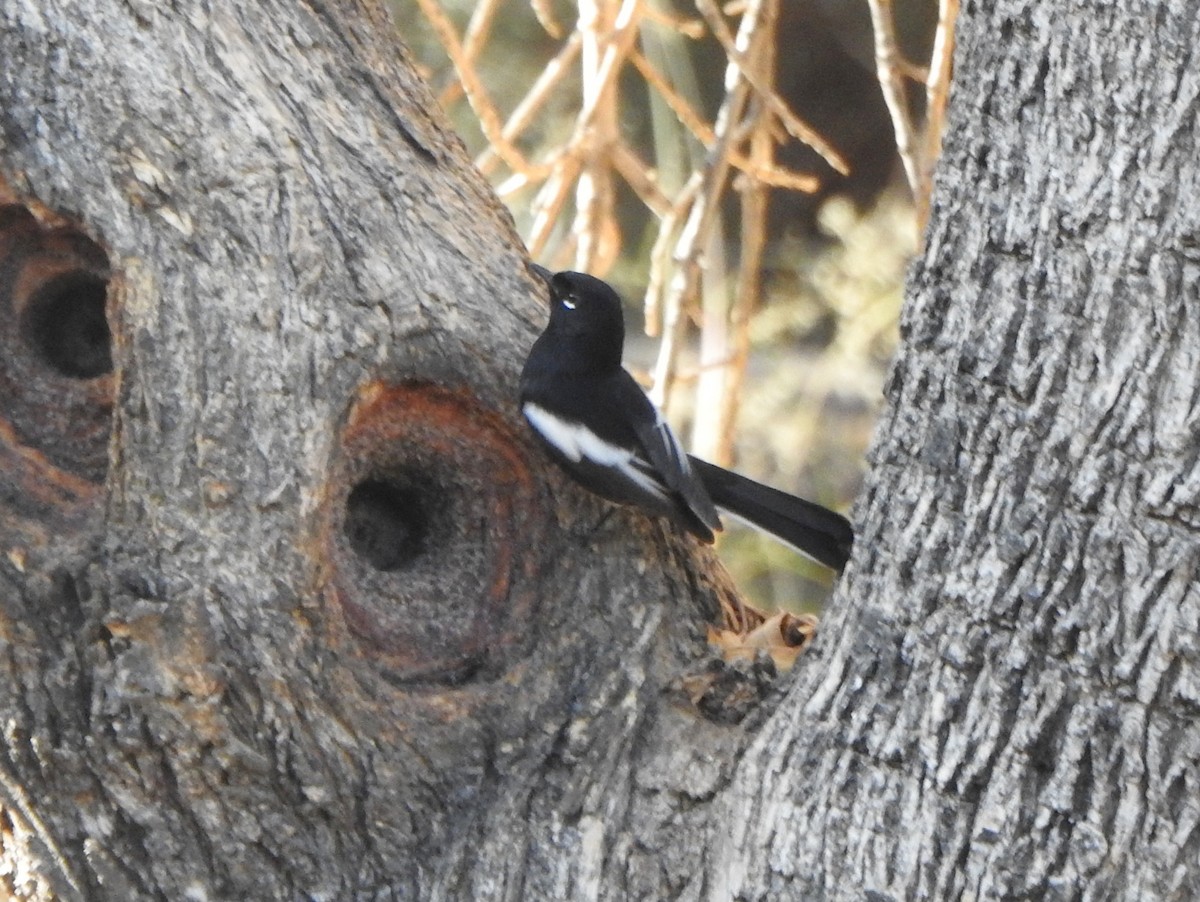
[710, 1, 1200, 898]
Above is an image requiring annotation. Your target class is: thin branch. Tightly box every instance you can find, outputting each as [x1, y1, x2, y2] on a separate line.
[610, 142, 671, 216]
[898, 59, 930, 83]
[573, 0, 643, 130]
[648, 3, 755, 408]
[867, 0, 921, 197]
[478, 32, 583, 179]
[527, 153, 583, 259]
[692, 0, 777, 462]
[530, 0, 566, 39]
[642, 4, 705, 38]
[644, 174, 701, 337]
[628, 48, 717, 146]
[413, 0, 549, 179]
[629, 48, 819, 193]
[918, 0, 959, 228]
[436, 0, 505, 108]
[695, 0, 849, 175]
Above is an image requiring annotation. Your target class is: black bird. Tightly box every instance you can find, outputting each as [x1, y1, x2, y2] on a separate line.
[519, 264, 854, 572]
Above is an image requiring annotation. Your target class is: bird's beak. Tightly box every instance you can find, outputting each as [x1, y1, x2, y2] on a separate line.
[526, 260, 554, 290]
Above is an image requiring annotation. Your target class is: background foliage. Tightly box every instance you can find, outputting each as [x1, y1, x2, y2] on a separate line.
[392, 0, 949, 609]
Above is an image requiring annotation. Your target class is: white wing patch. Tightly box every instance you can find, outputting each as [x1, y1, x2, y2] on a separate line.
[652, 408, 693, 478]
[523, 403, 625, 464]
[523, 402, 671, 501]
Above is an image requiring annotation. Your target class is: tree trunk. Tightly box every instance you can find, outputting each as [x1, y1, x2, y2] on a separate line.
[2, 0, 1198, 900]
[708, 1, 1200, 898]
[0, 1, 750, 898]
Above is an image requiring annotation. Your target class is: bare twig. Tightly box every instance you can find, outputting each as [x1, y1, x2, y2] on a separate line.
[417, 0, 839, 283]
[479, 32, 583, 180]
[691, 0, 776, 462]
[629, 48, 819, 192]
[695, 0, 849, 175]
[414, 0, 549, 179]
[530, 0, 565, 38]
[610, 142, 671, 216]
[437, 0, 505, 108]
[918, 0, 959, 228]
[642, 4, 705, 38]
[527, 153, 581, 260]
[644, 173, 701, 337]
[868, 0, 960, 227]
[573, 0, 629, 272]
[712, 107, 772, 464]
[648, 0, 757, 410]
[866, 0, 921, 197]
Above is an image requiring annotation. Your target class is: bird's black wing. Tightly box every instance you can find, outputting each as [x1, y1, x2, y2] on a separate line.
[617, 374, 721, 538]
[519, 366, 720, 542]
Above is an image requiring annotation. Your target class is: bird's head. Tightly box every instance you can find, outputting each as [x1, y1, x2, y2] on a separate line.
[527, 263, 626, 364]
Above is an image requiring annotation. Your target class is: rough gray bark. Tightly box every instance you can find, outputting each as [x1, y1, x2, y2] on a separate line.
[2, 0, 1198, 900]
[708, 1, 1200, 899]
[0, 1, 749, 898]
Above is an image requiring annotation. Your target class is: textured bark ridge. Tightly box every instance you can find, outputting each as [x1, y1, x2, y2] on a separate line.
[710, 1, 1200, 899]
[0, 2, 756, 898]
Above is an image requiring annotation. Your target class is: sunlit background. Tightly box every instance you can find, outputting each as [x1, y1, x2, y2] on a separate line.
[390, 0, 953, 611]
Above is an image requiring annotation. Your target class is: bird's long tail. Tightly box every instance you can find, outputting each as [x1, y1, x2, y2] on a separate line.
[688, 456, 853, 572]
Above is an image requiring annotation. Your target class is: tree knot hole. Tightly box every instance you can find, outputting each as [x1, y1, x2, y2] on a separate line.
[0, 194, 114, 494]
[344, 477, 430, 572]
[19, 269, 113, 379]
[0, 200, 113, 380]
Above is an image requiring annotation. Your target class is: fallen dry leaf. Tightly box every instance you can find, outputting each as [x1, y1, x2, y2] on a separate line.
[707, 611, 818, 671]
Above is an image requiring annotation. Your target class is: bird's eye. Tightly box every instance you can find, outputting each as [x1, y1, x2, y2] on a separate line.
[562, 296, 577, 310]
